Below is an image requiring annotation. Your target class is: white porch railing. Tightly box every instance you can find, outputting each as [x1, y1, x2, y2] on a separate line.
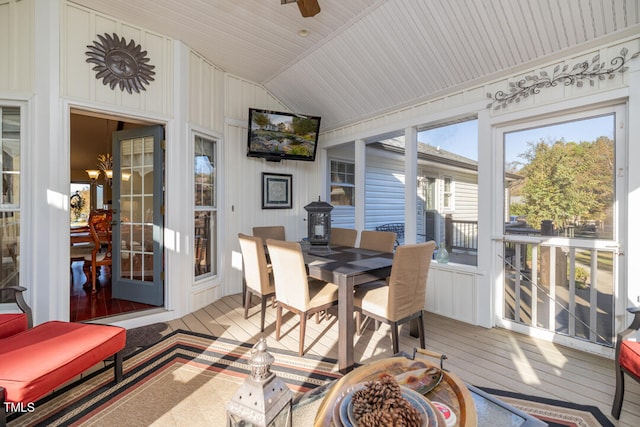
[503, 239, 615, 346]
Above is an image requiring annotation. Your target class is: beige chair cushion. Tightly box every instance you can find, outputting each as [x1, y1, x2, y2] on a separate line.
[359, 230, 396, 253]
[308, 278, 339, 307]
[354, 241, 436, 321]
[329, 228, 358, 247]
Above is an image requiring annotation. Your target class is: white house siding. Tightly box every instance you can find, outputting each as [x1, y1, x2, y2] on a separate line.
[364, 150, 406, 230]
[451, 173, 478, 221]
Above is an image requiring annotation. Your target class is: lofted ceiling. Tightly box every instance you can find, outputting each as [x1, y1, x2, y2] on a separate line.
[70, 0, 640, 132]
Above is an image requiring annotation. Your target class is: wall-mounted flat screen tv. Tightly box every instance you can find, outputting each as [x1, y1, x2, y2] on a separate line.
[247, 108, 321, 162]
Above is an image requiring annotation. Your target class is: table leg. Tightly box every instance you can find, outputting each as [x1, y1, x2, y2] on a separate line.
[338, 279, 355, 374]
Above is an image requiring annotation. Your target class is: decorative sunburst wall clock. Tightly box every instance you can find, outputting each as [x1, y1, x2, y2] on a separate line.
[85, 33, 156, 94]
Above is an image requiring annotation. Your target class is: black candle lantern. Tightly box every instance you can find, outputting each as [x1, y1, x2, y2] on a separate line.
[304, 197, 333, 247]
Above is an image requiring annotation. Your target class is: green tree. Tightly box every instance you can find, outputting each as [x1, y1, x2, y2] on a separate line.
[517, 137, 613, 231]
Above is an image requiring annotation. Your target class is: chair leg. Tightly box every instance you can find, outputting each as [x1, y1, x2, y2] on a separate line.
[91, 263, 97, 293]
[355, 311, 362, 336]
[299, 313, 307, 356]
[244, 289, 252, 319]
[276, 305, 283, 341]
[391, 321, 399, 354]
[260, 296, 268, 332]
[418, 311, 426, 349]
[612, 365, 625, 419]
[374, 319, 381, 331]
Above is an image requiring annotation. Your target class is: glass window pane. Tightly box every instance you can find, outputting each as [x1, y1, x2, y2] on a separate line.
[330, 185, 354, 206]
[195, 136, 216, 208]
[0, 106, 20, 299]
[194, 136, 217, 279]
[195, 211, 216, 276]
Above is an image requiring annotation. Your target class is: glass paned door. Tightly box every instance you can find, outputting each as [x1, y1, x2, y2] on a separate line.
[501, 108, 623, 347]
[112, 125, 164, 306]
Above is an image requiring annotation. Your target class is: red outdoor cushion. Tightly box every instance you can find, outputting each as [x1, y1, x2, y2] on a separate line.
[0, 313, 27, 339]
[620, 340, 640, 377]
[0, 320, 126, 404]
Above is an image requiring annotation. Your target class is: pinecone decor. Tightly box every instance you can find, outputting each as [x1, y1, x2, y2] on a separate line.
[351, 374, 423, 426]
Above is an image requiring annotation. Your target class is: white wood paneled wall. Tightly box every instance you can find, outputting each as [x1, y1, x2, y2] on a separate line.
[426, 265, 479, 325]
[221, 97, 322, 296]
[62, 2, 173, 115]
[0, 0, 33, 93]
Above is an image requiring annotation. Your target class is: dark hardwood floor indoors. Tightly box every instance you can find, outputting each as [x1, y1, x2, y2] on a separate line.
[69, 260, 156, 322]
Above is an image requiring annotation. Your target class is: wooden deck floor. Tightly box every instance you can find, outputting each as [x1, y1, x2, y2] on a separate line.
[163, 294, 639, 426]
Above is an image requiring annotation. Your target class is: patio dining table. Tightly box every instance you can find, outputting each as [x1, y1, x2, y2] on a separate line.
[303, 246, 394, 373]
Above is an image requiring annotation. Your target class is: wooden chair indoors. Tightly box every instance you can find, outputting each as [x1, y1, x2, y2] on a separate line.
[238, 233, 275, 332]
[266, 238, 339, 356]
[354, 241, 436, 354]
[612, 306, 640, 419]
[83, 209, 113, 293]
[252, 225, 286, 241]
[329, 227, 358, 248]
[359, 230, 397, 253]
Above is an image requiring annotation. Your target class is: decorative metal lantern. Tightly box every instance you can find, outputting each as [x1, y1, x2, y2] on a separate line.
[304, 197, 333, 247]
[226, 339, 293, 427]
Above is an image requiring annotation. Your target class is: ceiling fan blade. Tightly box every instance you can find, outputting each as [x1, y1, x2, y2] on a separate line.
[297, 0, 321, 17]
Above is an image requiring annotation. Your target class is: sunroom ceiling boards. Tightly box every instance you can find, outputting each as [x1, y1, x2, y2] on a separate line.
[71, 0, 640, 131]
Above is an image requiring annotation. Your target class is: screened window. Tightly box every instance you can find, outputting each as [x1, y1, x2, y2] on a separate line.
[417, 119, 478, 266]
[194, 136, 217, 278]
[0, 106, 20, 293]
[501, 109, 619, 346]
[330, 160, 355, 206]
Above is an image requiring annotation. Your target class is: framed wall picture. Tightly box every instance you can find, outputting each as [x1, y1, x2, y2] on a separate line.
[262, 173, 292, 209]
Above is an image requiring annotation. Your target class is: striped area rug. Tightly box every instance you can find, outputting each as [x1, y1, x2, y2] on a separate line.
[7, 330, 613, 426]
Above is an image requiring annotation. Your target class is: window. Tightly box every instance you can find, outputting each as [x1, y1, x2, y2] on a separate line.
[194, 135, 217, 278]
[330, 160, 355, 206]
[417, 119, 478, 266]
[443, 176, 454, 210]
[0, 106, 20, 292]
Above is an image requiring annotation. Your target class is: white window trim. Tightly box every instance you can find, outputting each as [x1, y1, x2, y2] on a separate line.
[192, 128, 222, 287]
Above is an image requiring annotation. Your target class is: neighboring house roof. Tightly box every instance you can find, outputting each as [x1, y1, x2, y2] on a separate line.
[370, 137, 476, 170]
[369, 137, 522, 181]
